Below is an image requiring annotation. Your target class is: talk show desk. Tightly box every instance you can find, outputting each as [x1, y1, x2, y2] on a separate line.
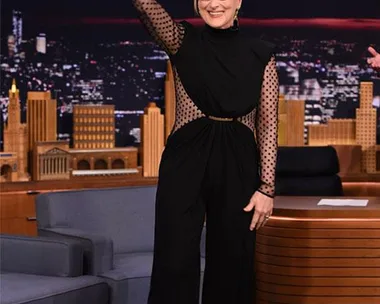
[257, 196, 380, 304]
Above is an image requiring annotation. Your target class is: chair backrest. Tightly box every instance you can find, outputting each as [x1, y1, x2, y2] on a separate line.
[275, 146, 343, 196]
[35, 186, 157, 254]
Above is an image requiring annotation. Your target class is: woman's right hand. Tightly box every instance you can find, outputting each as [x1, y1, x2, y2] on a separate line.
[368, 47, 380, 70]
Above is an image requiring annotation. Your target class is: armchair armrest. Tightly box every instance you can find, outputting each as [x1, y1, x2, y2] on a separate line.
[39, 227, 114, 275]
[0, 234, 83, 277]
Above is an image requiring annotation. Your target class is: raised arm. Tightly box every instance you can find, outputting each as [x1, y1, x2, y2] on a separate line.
[132, 0, 185, 55]
[255, 56, 279, 198]
[368, 47, 380, 70]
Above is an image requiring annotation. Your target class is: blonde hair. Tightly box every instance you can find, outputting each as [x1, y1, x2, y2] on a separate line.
[193, 0, 199, 15]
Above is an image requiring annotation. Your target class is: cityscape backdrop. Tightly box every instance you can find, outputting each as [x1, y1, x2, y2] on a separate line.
[1, 0, 380, 147]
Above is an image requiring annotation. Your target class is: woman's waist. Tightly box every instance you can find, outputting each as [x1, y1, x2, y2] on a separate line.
[166, 118, 257, 152]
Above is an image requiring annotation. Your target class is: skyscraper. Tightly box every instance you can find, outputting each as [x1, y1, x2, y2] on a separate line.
[27, 91, 57, 176]
[7, 35, 16, 57]
[140, 102, 164, 177]
[12, 10, 22, 54]
[3, 79, 29, 180]
[0, 107, 3, 150]
[165, 61, 175, 142]
[356, 82, 377, 173]
[279, 99, 305, 146]
[73, 104, 115, 149]
[36, 33, 46, 54]
[277, 94, 287, 146]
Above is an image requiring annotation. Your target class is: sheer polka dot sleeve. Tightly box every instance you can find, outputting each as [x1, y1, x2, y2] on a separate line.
[255, 56, 279, 198]
[132, 0, 185, 55]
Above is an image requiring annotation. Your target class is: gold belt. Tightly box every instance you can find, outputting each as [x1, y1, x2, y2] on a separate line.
[208, 115, 234, 122]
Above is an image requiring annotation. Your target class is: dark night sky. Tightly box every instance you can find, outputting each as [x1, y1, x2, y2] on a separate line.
[2, 0, 380, 18]
[1, 0, 380, 39]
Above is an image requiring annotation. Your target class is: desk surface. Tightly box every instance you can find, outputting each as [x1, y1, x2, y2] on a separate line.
[273, 196, 380, 218]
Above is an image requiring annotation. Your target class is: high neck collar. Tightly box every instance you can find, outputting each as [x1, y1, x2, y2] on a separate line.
[203, 20, 239, 39]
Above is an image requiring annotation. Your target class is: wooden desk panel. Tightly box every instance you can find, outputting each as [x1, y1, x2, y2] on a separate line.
[0, 193, 37, 236]
[257, 196, 380, 304]
[0, 218, 37, 235]
[343, 182, 380, 196]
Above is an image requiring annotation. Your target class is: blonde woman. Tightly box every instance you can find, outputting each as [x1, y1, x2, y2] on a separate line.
[132, 0, 279, 303]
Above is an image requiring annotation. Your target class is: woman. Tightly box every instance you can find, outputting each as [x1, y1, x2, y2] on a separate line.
[132, 0, 279, 303]
[368, 46, 380, 70]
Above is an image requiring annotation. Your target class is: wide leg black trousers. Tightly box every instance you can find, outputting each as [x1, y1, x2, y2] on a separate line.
[148, 120, 260, 304]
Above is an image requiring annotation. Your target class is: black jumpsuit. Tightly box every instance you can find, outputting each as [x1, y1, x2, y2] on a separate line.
[132, 1, 279, 303]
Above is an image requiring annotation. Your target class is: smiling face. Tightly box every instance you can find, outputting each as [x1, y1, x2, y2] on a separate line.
[196, 0, 242, 29]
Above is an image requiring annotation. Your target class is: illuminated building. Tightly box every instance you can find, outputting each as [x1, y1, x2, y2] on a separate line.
[27, 91, 57, 177]
[7, 35, 15, 57]
[72, 80, 104, 104]
[12, 10, 22, 53]
[308, 119, 356, 146]
[1, 79, 29, 182]
[278, 98, 305, 146]
[70, 148, 138, 177]
[356, 82, 377, 173]
[36, 33, 46, 54]
[140, 102, 164, 177]
[73, 105, 115, 149]
[33, 141, 71, 181]
[0, 104, 4, 150]
[277, 94, 287, 146]
[165, 61, 175, 142]
[307, 82, 378, 173]
[0, 153, 18, 182]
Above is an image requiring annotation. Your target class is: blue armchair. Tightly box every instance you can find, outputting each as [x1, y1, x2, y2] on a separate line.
[35, 185, 205, 304]
[0, 234, 108, 304]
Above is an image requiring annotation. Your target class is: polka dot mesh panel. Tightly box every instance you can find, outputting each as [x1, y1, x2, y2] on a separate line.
[132, 0, 185, 55]
[237, 109, 256, 132]
[172, 68, 205, 132]
[133, 0, 279, 197]
[255, 56, 279, 197]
